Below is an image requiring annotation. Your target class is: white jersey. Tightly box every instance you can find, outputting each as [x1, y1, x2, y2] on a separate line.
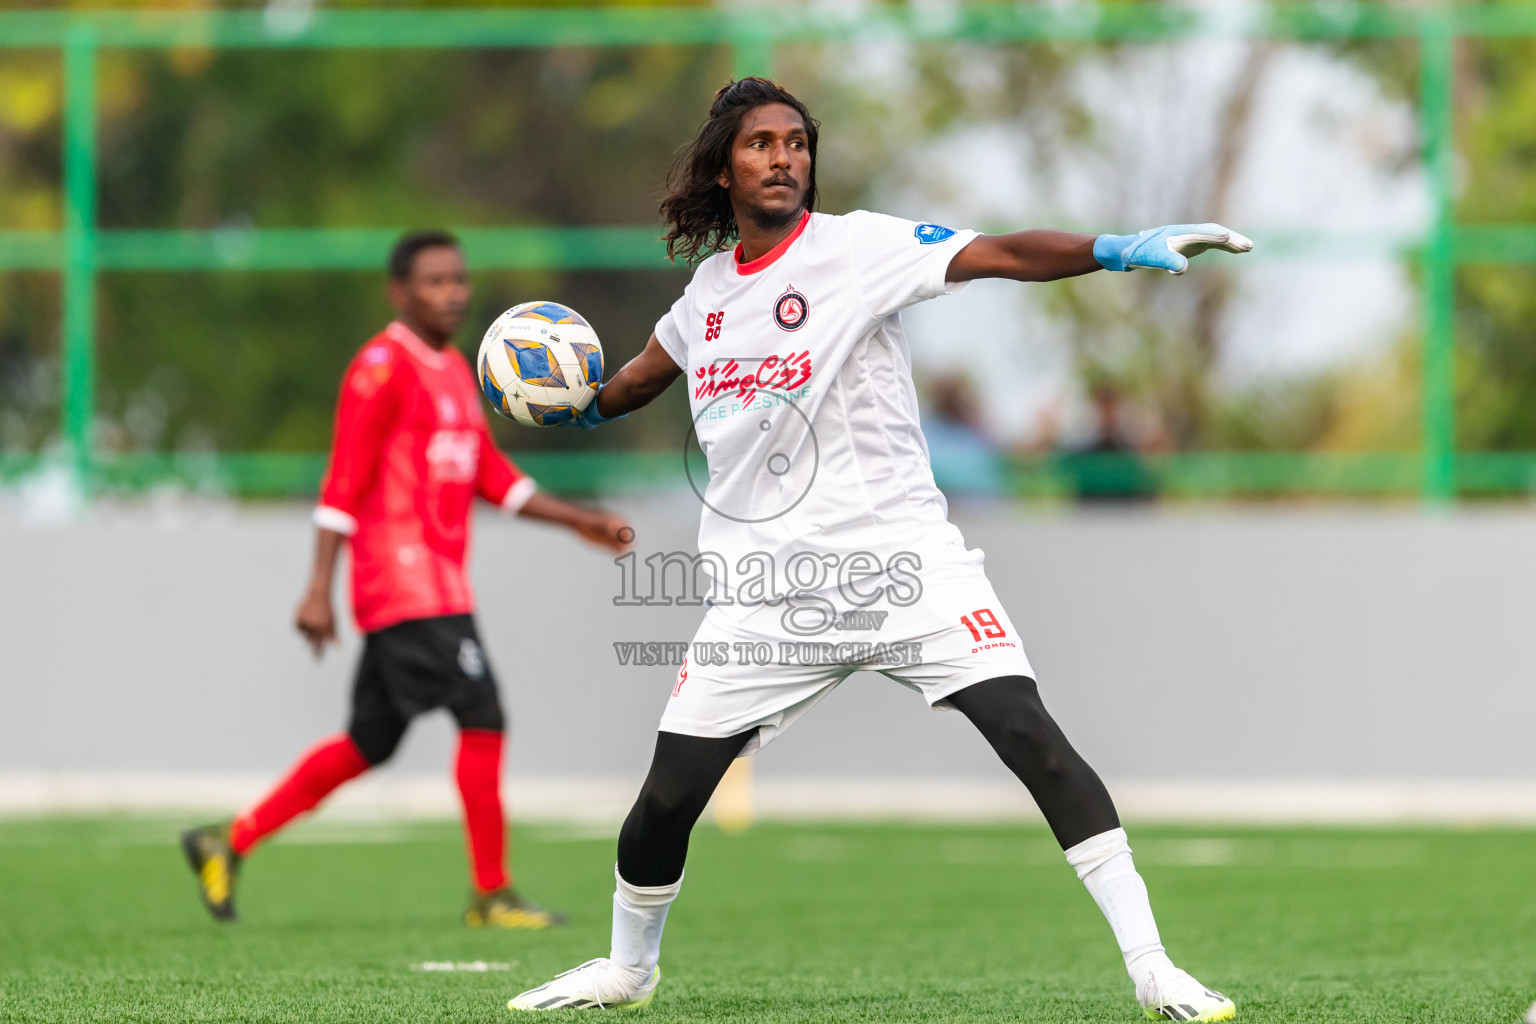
[654, 209, 981, 600]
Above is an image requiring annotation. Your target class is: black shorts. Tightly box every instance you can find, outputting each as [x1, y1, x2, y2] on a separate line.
[347, 613, 504, 764]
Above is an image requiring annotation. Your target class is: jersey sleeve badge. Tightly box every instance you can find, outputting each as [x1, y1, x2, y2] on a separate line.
[914, 223, 957, 244]
[349, 344, 395, 397]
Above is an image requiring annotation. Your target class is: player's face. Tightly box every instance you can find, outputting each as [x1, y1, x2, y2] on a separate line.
[391, 246, 471, 341]
[717, 102, 811, 227]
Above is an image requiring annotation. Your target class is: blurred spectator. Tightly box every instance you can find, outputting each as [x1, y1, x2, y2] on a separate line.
[922, 374, 1006, 498]
[1065, 382, 1158, 503]
[1086, 385, 1137, 455]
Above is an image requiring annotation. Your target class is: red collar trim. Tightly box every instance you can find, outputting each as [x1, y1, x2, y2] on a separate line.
[387, 320, 450, 367]
[733, 209, 812, 276]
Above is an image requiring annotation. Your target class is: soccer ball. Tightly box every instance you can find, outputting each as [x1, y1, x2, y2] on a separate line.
[477, 301, 603, 427]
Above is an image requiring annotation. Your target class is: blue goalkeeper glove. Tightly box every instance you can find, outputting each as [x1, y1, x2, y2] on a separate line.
[574, 384, 626, 429]
[1093, 223, 1253, 275]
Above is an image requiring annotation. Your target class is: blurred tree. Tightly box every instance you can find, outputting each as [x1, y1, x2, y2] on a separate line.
[1452, 37, 1536, 452]
[1318, 32, 1536, 456]
[4, 1, 1534, 478]
[90, 38, 717, 454]
[0, 51, 61, 454]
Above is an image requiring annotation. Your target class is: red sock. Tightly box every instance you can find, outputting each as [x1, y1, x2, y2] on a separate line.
[455, 729, 509, 893]
[229, 734, 370, 855]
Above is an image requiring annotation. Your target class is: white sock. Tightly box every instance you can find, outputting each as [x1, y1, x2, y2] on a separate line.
[1063, 827, 1170, 988]
[609, 865, 681, 978]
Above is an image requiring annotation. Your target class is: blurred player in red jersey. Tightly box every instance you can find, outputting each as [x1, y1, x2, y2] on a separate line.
[181, 230, 631, 928]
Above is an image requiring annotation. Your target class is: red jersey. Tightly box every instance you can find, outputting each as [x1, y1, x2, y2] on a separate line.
[314, 321, 534, 633]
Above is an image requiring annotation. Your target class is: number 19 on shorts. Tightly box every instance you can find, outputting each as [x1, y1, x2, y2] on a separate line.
[960, 608, 1005, 641]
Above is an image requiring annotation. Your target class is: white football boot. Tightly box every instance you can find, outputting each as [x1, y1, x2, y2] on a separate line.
[1524, 999, 1536, 1024]
[507, 958, 659, 1011]
[1137, 962, 1236, 1022]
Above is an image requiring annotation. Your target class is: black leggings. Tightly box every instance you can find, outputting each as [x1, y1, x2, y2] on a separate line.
[617, 729, 755, 886]
[945, 675, 1119, 848]
[615, 674, 1118, 886]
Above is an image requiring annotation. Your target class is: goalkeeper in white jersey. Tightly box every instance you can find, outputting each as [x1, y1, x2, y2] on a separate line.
[507, 77, 1251, 1022]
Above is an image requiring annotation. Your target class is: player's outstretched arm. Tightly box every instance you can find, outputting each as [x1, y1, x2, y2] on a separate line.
[947, 230, 1101, 283]
[946, 223, 1253, 283]
[515, 490, 634, 555]
[575, 333, 682, 429]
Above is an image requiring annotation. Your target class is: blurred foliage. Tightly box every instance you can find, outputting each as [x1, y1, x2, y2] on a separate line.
[1328, 32, 1536, 454]
[96, 45, 725, 230]
[3, 2, 1536, 466]
[92, 37, 719, 454]
[791, 31, 1428, 456]
[1018, 36, 1422, 455]
[1455, 38, 1536, 452]
[0, 273, 59, 452]
[96, 267, 691, 454]
[4, 26, 715, 454]
[0, 51, 59, 232]
[786, 38, 1088, 218]
[0, 47, 61, 452]
[0, 0, 712, 11]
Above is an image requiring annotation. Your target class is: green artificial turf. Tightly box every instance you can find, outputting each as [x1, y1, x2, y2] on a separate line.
[0, 816, 1533, 1022]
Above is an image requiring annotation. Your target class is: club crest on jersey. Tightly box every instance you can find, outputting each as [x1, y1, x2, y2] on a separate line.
[773, 285, 809, 332]
[915, 223, 956, 244]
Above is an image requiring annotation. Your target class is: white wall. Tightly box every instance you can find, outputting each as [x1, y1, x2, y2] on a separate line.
[2, 498, 1534, 816]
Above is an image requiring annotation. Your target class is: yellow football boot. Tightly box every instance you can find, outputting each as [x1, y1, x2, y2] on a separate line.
[179, 824, 241, 922]
[465, 887, 567, 930]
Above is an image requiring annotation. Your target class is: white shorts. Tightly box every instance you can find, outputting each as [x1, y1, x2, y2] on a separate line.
[657, 550, 1034, 754]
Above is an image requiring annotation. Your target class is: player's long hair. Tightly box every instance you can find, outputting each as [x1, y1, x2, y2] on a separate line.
[660, 78, 820, 264]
